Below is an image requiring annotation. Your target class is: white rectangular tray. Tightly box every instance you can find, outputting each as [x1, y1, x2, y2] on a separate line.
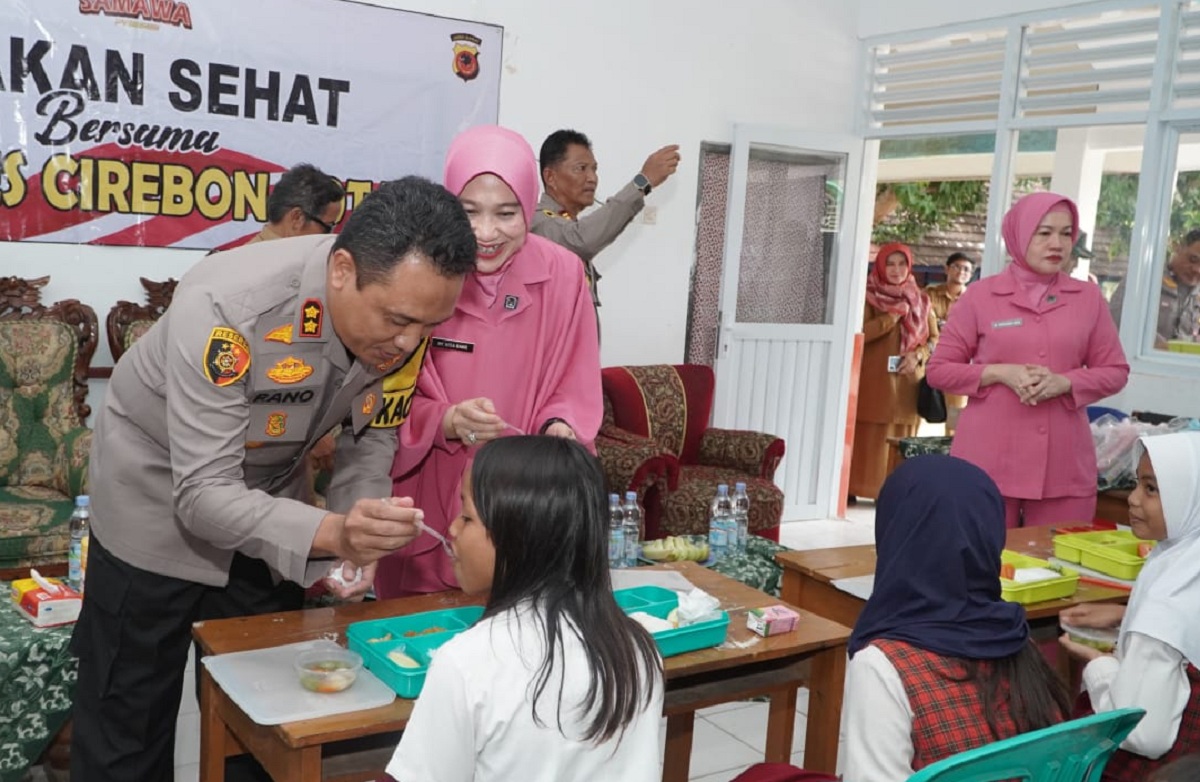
[202, 638, 396, 725]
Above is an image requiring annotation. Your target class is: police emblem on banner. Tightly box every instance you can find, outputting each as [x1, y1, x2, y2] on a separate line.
[266, 357, 314, 384]
[265, 412, 287, 437]
[300, 299, 323, 337]
[451, 33, 481, 82]
[203, 327, 251, 386]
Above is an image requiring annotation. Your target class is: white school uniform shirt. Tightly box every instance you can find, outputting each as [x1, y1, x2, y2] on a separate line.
[841, 644, 918, 782]
[386, 605, 663, 782]
[1080, 432, 1200, 759]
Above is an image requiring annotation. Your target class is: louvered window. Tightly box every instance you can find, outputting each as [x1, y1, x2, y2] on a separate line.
[1174, 2, 1200, 108]
[868, 32, 1008, 129]
[1018, 7, 1160, 120]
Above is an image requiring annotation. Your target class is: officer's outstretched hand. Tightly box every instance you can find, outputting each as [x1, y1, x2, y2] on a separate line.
[314, 496, 420, 566]
[641, 144, 682, 188]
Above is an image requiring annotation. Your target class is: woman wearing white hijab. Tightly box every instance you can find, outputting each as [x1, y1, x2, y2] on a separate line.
[1059, 431, 1200, 781]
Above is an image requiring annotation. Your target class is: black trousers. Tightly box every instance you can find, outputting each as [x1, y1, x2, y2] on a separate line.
[69, 535, 303, 782]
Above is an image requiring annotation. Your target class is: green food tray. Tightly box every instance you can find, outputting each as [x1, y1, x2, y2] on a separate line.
[346, 606, 483, 699]
[613, 587, 729, 657]
[1053, 530, 1149, 580]
[1000, 550, 1079, 605]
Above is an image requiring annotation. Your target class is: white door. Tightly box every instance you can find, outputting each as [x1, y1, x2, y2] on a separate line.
[713, 124, 865, 521]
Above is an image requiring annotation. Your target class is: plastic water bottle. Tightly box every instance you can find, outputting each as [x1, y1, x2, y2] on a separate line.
[68, 495, 90, 593]
[608, 493, 626, 569]
[733, 482, 751, 554]
[622, 491, 642, 568]
[708, 484, 732, 562]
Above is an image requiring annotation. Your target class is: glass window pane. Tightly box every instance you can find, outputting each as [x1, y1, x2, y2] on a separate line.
[1151, 130, 1200, 352]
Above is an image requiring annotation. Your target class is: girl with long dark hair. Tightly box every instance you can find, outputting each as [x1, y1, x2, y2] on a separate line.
[384, 436, 663, 781]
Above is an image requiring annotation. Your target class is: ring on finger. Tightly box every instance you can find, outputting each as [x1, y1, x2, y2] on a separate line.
[466, 431, 477, 444]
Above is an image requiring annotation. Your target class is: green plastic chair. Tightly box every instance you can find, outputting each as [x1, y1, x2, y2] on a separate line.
[905, 708, 1145, 782]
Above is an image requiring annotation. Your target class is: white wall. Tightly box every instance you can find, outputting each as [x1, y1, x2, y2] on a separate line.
[857, 0, 1099, 37]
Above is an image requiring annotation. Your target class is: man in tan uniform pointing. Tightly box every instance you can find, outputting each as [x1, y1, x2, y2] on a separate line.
[70, 176, 477, 782]
[531, 129, 681, 308]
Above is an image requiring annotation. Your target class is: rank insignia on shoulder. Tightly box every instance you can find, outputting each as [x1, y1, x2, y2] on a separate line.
[265, 412, 287, 437]
[203, 327, 251, 387]
[300, 298, 323, 337]
[266, 356, 314, 384]
[361, 392, 377, 416]
[264, 324, 293, 344]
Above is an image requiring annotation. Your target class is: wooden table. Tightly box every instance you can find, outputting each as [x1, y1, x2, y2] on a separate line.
[195, 562, 852, 782]
[776, 526, 1131, 680]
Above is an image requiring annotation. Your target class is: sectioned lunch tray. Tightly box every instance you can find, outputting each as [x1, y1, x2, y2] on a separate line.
[1053, 530, 1152, 580]
[347, 606, 484, 699]
[201, 639, 396, 726]
[999, 550, 1079, 605]
[614, 586, 730, 658]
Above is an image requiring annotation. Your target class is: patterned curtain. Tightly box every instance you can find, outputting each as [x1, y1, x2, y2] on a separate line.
[684, 148, 730, 366]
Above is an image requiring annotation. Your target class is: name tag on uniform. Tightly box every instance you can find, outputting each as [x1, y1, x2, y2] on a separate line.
[992, 318, 1023, 329]
[431, 337, 474, 353]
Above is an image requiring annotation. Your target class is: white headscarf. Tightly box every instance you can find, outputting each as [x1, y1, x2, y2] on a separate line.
[1119, 431, 1200, 664]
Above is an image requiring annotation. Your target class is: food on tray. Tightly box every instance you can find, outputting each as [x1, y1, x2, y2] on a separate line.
[368, 632, 393, 643]
[403, 626, 446, 638]
[629, 611, 676, 633]
[641, 536, 709, 563]
[297, 659, 358, 693]
[1010, 566, 1062, 584]
[387, 649, 422, 669]
[1137, 542, 1155, 558]
[1000, 563, 1016, 580]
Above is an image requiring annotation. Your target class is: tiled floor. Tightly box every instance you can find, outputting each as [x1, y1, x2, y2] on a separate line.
[164, 510, 877, 782]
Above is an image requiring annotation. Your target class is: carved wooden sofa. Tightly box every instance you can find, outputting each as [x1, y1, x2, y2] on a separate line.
[0, 276, 98, 575]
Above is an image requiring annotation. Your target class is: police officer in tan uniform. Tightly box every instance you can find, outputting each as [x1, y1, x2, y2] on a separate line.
[1110, 228, 1200, 346]
[531, 129, 680, 307]
[70, 177, 476, 782]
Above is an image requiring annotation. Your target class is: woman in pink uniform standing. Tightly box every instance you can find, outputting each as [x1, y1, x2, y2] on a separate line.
[374, 125, 602, 598]
[926, 192, 1129, 528]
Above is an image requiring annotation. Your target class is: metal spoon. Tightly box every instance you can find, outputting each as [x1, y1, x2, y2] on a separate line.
[417, 519, 455, 558]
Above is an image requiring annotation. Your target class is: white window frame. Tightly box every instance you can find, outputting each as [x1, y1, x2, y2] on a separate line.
[859, 0, 1200, 380]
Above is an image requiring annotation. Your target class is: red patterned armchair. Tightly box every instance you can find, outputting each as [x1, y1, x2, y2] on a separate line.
[106, 276, 178, 362]
[597, 364, 785, 541]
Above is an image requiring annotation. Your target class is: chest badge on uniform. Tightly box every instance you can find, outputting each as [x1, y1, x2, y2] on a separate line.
[361, 392, 377, 416]
[300, 298, 323, 338]
[264, 324, 293, 344]
[266, 356, 314, 384]
[203, 327, 251, 387]
[504, 295, 519, 310]
[265, 412, 287, 437]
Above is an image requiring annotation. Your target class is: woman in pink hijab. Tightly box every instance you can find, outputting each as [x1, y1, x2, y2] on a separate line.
[927, 192, 1129, 527]
[849, 242, 938, 501]
[374, 125, 602, 598]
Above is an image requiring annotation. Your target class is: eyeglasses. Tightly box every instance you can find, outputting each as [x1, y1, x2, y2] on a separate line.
[304, 213, 336, 234]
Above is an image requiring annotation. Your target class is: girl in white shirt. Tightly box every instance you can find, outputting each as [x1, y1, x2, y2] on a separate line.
[384, 436, 664, 782]
[1059, 431, 1200, 781]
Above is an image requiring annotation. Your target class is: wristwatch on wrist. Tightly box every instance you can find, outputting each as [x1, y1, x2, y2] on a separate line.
[633, 173, 652, 196]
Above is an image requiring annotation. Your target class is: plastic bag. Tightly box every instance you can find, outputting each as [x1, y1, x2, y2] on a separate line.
[1092, 414, 1197, 488]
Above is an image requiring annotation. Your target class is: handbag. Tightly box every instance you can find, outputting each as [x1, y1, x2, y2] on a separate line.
[917, 376, 947, 423]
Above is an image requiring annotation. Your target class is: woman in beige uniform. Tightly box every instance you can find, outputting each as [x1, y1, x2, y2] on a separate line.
[849, 242, 938, 501]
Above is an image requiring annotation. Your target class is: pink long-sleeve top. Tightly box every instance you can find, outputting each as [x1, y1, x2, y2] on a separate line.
[926, 266, 1129, 500]
[374, 234, 602, 597]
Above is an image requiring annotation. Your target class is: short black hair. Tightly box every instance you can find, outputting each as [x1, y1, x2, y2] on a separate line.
[1184, 229, 1200, 247]
[267, 163, 345, 224]
[946, 252, 975, 267]
[539, 129, 592, 185]
[332, 176, 477, 287]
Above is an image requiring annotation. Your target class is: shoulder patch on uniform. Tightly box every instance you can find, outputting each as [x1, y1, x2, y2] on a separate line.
[264, 324, 293, 344]
[300, 298, 323, 338]
[266, 356, 314, 384]
[203, 327, 251, 387]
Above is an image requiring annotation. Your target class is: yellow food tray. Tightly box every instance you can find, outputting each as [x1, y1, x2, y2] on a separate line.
[1000, 550, 1079, 605]
[1166, 339, 1200, 355]
[1053, 530, 1150, 580]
